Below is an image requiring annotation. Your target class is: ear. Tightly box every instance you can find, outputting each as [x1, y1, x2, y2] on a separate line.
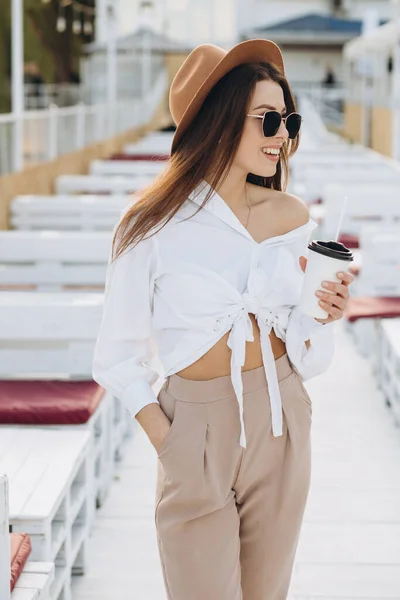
[299, 256, 307, 273]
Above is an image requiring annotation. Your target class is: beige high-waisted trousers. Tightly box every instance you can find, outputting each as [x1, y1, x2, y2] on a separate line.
[154, 353, 312, 600]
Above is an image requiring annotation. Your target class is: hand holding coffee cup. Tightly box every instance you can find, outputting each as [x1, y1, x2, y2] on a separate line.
[299, 241, 355, 323]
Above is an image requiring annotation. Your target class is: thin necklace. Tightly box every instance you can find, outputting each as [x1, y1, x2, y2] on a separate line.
[244, 185, 252, 230]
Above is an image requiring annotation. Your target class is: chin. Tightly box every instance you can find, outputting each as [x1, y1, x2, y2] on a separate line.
[251, 163, 278, 179]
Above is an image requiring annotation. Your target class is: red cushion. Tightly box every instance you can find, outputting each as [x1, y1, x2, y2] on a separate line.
[0, 381, 105, 425]
[10, 533, 32, 591]
[345, 297, 400, 323]
[109, 153, 169, 161]
[338, 233, 359, 249]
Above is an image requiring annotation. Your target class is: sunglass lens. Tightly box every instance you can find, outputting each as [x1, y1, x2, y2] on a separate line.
[262, 111, 282, 137]
[286, 113, 302, 139]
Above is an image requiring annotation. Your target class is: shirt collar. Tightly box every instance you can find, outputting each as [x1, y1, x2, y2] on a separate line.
[188, 180, 255, 240]
[188, 180, 318, 245]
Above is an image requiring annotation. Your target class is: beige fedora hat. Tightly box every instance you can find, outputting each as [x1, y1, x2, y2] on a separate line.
[169, 39, 285, 153]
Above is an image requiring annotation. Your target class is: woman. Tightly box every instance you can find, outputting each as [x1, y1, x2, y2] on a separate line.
[93, 39, 354, 600]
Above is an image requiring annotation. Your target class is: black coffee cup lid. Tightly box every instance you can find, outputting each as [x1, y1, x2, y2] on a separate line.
[308, 240, 354, 262]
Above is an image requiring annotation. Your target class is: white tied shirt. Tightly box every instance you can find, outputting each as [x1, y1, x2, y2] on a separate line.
[92, 181, 335, 448]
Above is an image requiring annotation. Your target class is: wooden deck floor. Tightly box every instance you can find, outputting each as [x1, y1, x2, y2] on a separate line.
[71, 321, 400, 599]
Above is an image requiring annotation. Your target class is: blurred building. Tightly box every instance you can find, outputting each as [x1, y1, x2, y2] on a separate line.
[243, 14, 365, 85]
[241, 1, 391, 85]
[237, 0, 392, 33]
[343, 17, 400, 159]
[110, 0, 392, 51]
[81, 27, 190, 103]
[105, 0, 239, 47]
[97, 0, 392, 86]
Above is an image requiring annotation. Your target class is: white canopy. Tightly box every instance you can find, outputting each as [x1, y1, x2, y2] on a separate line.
[344, 20, 398, 59]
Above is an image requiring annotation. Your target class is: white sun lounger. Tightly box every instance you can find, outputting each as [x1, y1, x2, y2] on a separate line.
[0, 429, 92, 600]
[291, 165, 400, 203]
[0, 290, 162, 517]
[0, 291, 129, 528]
[124, 137, 172, 155]
[321, 183, 400, 241]
[89, 159, 167, 177]
[0, 292, 104, 378]
[356, 226, 400, 297]
[0, 230, 112, 291]
[377, 318, 400, 426]
[344, 225, 400, 359]
[291, 153, 385, 178]
[10, 195, 132, 231]
[55, 175, 152, 195]
[0, 474, 9, 599]
[1, 473, 55, 600]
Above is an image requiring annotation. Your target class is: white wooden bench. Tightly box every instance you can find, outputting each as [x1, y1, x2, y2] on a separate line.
[0, 291, 134, 517]
[0, 430, 92, 600]
[1, 472, 56, 600]
[10, 195, 131, 231]
[2, 474, 56, 600]
[0, 231, 112, 291]
[124, 137, 172, 155]
[291, 150, 382, 169]
[89, 159, 167, 177]
[0, 473, 11, 599]
[321, 183, 400, 242]
[290, 154, 386, 183]
[354, 226, 400, 297]
[55, 175, 152, 195]
[0, 229, 134, 512]
[377, 318, 400, 426]
[291, 166, 400, 204]
[12, 562, 55, 600]
[344, 225, 400, 359]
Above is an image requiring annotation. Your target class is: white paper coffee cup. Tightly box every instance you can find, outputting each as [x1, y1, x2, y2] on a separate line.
[299, 240, 354, 319]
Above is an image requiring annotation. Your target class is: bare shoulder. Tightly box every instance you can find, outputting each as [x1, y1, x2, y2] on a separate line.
[256, 188, 310, 233]
[272, 190, 309, 223]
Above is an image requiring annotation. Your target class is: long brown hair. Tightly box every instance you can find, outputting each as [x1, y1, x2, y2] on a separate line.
[111, 61, 300, 261]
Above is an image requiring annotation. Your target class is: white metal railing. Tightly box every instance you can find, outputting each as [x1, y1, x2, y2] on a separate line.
[292, 83, 345, 129]
[0, 68, 168, 175]
[24, 83, 84, 110]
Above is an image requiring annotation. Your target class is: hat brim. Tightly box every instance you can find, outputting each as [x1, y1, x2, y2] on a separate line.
[170, 39, 285, 153]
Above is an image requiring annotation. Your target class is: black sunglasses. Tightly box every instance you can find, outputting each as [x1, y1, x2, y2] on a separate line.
[246, 110, 302, 139]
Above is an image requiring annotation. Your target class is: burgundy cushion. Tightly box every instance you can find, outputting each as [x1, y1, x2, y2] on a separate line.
[10, 533, 32, 591]
[109, 153, 169, 161]
[338, 233, 359, 249]
[0, 380, 105, 425]
[345, 297, 400, 323]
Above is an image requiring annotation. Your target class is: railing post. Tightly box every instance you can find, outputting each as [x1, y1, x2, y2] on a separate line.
[76, 102, 85, 149]
[47, 103, 58, 161]
[96, 105, 105, 143]
[106, 1, 117, 137]
[393, 12, 400, 160]
[11, 0, 24, 172]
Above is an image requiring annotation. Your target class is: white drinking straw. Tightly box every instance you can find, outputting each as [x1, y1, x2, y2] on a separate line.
[334, 195, 348, 242]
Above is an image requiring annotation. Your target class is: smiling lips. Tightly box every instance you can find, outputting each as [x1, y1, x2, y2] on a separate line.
[261, 147, 280, 161]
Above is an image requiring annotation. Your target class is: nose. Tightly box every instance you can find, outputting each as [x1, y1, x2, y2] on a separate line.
[277, 118, 289, 140]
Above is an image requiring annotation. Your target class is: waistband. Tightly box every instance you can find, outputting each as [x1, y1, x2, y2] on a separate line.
[166, 352, 293, 403]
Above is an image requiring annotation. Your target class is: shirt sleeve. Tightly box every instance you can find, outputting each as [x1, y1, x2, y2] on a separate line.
[285, 307, 336, 380]
[92, 230, 161, 417]
[284, 219, 336, 381]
